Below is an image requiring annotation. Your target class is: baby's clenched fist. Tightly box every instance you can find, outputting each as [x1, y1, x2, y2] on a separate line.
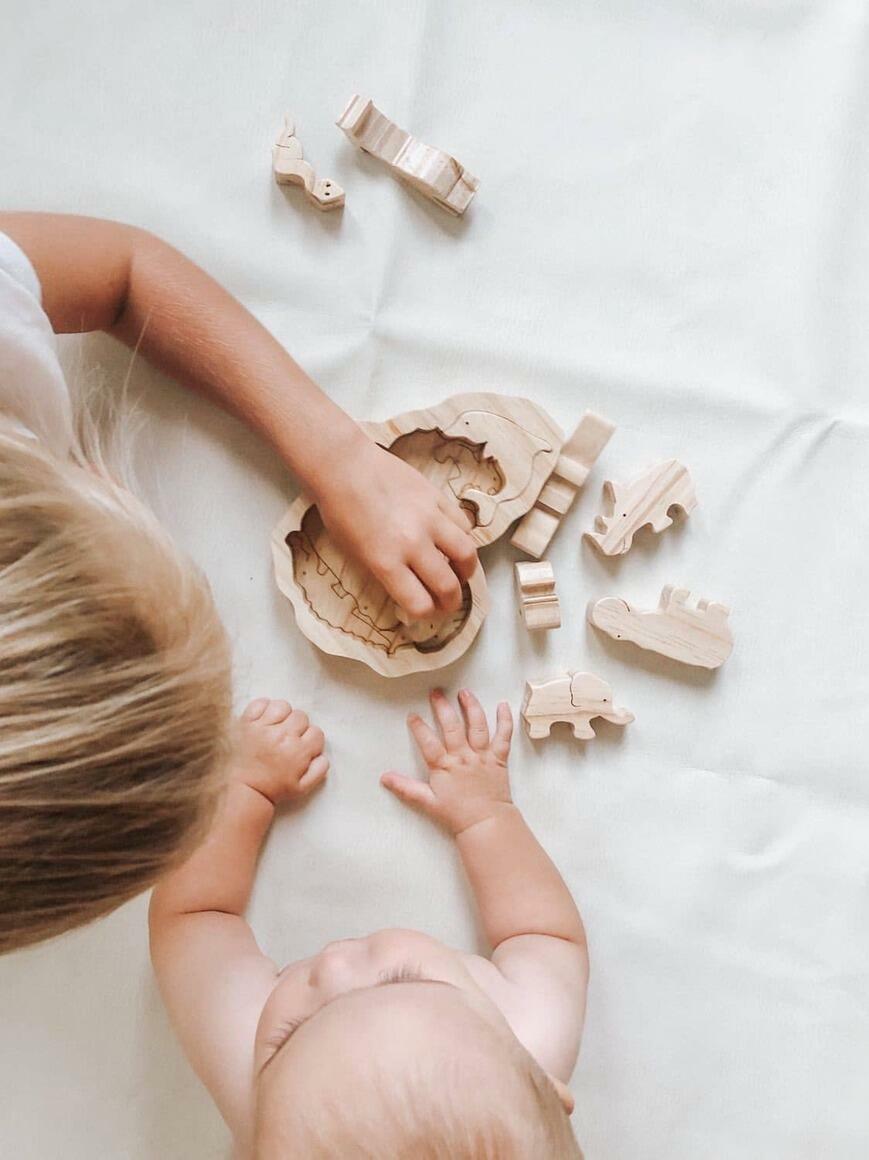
[235, 698, 328, 804]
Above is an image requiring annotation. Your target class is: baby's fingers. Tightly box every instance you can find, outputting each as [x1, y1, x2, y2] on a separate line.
[458, 688, 489, 751]
[430, 689, 466, 752]
[408, 712, 447, 766]
[492, 701, 513, 762]
[299, 754, 329, 793]
[381, 772, 438, 816]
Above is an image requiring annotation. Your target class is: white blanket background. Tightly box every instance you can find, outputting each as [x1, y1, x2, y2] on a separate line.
[1, 2, 868, 1157]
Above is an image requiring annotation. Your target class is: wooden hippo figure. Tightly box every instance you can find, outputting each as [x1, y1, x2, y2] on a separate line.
[589, 586, 733, 669]
[521, 671, 634, 741]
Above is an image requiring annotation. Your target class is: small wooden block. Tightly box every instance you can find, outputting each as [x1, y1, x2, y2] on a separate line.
[336, 95, 478, 216]
[589, 586, 733, 669]
[273, 115, 344, 211]
[511, 411, 615, 558]
[521, 671, 634, 741]
[514, 561, 561, 630]
[584, 459, 697, 557]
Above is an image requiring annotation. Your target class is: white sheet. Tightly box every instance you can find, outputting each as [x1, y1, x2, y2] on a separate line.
[1, 2, 868, 1156]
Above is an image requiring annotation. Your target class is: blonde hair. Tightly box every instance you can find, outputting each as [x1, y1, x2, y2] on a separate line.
[254, 996, 583, 1159]
[0, 413, 232, 953]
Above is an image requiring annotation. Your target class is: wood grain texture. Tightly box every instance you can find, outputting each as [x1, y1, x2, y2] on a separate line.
[514, 560, 561, 630]
[273, 115, 344, 210]
[511, 410, 615, 558]
[272, 393, 563, 676]
[521, 671, 634, 740]
[336, 94, 478, 215]
[589, 586, 733, 669]
[585, 459, 697, 556]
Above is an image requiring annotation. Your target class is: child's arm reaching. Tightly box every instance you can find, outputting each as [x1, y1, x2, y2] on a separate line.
[149, 699, 327, 1145]
[0, 211, 477, 620]
[381, 689, 588, 1085]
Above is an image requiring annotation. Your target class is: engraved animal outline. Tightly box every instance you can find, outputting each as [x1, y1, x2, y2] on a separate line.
[289, 530, 466, 655]
[289, 531, 411, 654]
[440, 410, 556, 527]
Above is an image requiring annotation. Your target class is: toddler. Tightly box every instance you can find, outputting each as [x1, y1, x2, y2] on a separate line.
[150, 690, 588, 1158]
[0, 213, 476, 952]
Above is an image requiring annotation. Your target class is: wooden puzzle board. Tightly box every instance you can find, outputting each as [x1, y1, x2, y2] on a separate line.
[272, 393, 564, 676]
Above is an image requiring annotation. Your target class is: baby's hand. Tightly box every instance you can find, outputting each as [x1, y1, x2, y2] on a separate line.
[381, 689, 514, 836]
[235, 698, 328, 805]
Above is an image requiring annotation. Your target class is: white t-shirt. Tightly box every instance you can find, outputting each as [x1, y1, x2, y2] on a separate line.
[0, 231, 74, 455]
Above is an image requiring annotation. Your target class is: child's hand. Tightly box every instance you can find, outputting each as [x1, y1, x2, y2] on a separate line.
[381, 689, 514, 836]
[316, 442, 478, 621]
[235, 699, 328, 805]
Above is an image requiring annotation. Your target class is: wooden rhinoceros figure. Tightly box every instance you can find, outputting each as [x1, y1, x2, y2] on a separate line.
[521, 671, 634, 740]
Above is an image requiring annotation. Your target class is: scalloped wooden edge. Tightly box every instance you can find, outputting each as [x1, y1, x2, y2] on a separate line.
[271, 505, 489, 677]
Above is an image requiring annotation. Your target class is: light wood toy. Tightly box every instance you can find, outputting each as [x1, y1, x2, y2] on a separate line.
[514, 561, 561, 630]
[585, 459, 697, 556]
[273, 116, 344, 211]
[589, 586, 733, 669]
[336, 95, 478, 216]
[511, 411, 615, 558]
[521, 671, 634, 740]
[272, 393, 564, 677]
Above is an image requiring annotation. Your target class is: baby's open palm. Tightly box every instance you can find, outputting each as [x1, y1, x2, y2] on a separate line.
[381, 689, 514, 836]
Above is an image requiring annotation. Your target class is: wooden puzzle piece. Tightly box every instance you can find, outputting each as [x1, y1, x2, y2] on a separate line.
[368, 394, 564, 548]
[273, 115, 344, 211]
[272, 393, 562, 676]
[589, 586, 733, 669]
[511, 411, 615, 558]
[514, 561, 561, 630]
[521, 671, 634, 740]
[336, 95, 478, 216]
[584, 459, 697, 556]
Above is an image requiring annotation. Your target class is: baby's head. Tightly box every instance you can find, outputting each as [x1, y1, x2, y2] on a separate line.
[0, 420, 232, 953]
[253, 929, 583, 1159]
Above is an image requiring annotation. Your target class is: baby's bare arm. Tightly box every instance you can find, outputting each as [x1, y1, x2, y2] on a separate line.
[149, 699, 327, 1145]
[381, 690, 588, 1081]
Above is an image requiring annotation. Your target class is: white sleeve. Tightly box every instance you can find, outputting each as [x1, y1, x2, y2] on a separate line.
[0, 232, 75, 456]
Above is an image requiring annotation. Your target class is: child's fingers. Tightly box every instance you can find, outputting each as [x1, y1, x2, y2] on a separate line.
[242, 698, 270, 722]
[408, 713, 447, 766]
[413, 549, 462, 613]
[380, 771, 438, 815]
[430, 689, 466, 751]
[492, 701, 514, 761]
[299, 754, 329, 791]
[261, 699, 293, 725]
[300, 724, 325, 755]
[385, 566, 436, 622]
[286, 709, 310, 736]
[438, 495, 474, 533]
[458, 688, 490, 751]
[434, 519, 477, 583]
